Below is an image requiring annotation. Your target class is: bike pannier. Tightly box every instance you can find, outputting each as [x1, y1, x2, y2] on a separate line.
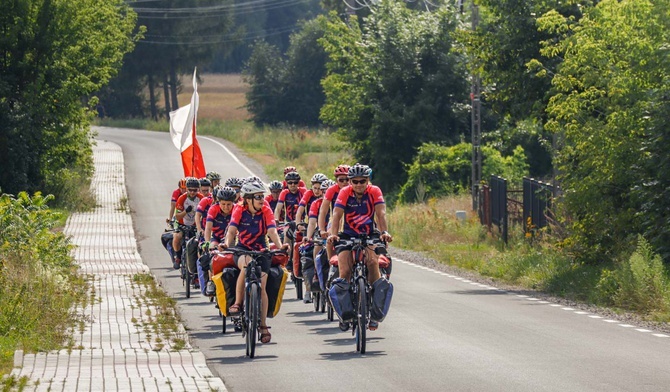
[161, 231, 173, 251]
[213, 267, 240, 317]
[315, 249, 330, 292]
[266, 265, 289, 318]
[328, 278, 355, 322]
[370, 278, 393, 322]
[211, 253, 236, 275]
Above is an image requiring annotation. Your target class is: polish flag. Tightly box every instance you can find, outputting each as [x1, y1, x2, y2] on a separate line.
[169, 68, 206, 178]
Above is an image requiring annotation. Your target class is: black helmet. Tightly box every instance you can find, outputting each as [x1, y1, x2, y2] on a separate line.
[347, 163, 372, 178]
[199, 178, 212, 187]
[185, 177, 200, 188]
[225, 177, 244, 188]
[216, 186, 238, 202]
[206, 171, 221, 181]
[285, 172, 301, 181]
[268, 180, 283, 191]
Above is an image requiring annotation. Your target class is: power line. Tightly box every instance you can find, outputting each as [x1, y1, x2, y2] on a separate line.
[132, 0, 310, 17]
[137, 25, 299, 45]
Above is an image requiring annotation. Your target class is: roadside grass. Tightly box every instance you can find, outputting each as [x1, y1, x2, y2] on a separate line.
[389, 194, 670, 322]
[130, 274, 186, 351]
[0, 193, 90, 380]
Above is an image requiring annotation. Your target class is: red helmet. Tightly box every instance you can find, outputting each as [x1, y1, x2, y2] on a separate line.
[333, 165, 350, 177]
[178, 178, 187, 189]
[284, 166, 297, 175]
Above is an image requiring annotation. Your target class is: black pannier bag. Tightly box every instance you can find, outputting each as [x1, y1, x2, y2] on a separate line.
[161, 231, 173, 251]
[370, 278, 393, 322]
[328, 278, 355, 322]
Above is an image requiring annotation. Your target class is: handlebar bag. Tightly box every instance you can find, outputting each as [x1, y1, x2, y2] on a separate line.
[328, 278, 355, 322]
[370, 278, 394, 322]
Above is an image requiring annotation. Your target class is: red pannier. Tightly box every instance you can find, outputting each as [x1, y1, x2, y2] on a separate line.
[378, 254, 390, 269]
[268, 243, 288, 266]
[211, 253, 236, 275]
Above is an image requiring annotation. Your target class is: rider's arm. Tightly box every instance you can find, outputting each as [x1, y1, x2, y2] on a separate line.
[195, 211, 203, 233]
[175, 209, 187, 221]
[225, 226, 238, 248]
[204, 220, 213, 242]
[295, 205, 305, 224]
[330, 206, 343, 238]
[306, 217, 317, 239]
[374, 200, 392, 242]
[318, 198, 330, 236]
[169, 201, 176, 221]
[267, 227, 284, 249]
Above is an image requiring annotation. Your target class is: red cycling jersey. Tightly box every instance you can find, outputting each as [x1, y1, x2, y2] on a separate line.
[229, 203, 276, 250]
[277, 187, 306, 222]
[197, 195, 214, 230]
[206, 204, 232, 243]
[171, 188, 184, 203]
[309, 198, 324, 220]
[334, 185, 384, 236]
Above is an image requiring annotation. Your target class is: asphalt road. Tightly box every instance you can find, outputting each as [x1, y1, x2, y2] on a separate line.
[96, 126, 670, 392]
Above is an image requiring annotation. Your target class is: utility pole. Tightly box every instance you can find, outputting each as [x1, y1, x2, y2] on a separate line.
[470, 1, 482, 211]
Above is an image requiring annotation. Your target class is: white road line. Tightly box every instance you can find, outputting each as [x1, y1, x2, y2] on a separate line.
[635, 329, 651, 333]
[618, 324, 636, 328]
[653, 334, 669, 338]
[550, 304, 562, 307]
[200, 136, 257, 177]
[604, 320, 618, 323]
[589, 316, 603, 319]
[575, 311, 589, 315]
[537, 301, 550, 304]
[562, 308, 575, 311]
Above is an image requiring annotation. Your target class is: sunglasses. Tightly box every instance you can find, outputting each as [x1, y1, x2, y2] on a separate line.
[252, 194, 264, 200]
[187, 188, 199, 192]
[351, 179, 368, 185]
[337, 178, 349, 183]
[287, 181, 299, 185]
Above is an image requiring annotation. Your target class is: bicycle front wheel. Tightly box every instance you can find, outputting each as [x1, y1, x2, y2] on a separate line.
[356, 278, 367, 354]
[186, 272, 192, 298]
[247, 282, 260, 358]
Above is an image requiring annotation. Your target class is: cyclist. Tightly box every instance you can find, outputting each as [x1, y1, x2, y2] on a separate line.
[206, 171, 221, 188]
[295, 173, 328, 225]
[201, 186, 237, 296]
[195, 178, 214, 238]
[327, 164, 392, 330]
[318, 165, 350, 259]
[168, 178, 187, 224]
[274, 171, 306, 222]
[282, 166, 306, 189]
[265, 181, 283, 216]
[172, 177, 204, 269]
[225, 177, 244, 202]
[223, 181, 288, 344]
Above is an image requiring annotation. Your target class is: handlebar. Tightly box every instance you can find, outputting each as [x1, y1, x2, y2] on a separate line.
[220, 246, 288, 258]
[335, 235, 387, 254]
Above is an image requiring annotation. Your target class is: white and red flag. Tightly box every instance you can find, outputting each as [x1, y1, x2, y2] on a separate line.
[169, 68, 206, 178]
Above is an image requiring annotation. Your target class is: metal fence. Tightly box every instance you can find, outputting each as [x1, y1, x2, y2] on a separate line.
[522, 177, 555, 235]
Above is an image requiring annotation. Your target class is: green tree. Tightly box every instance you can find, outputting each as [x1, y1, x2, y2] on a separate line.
[536, 0, 670, 262]
[0, 0, 138, 201]
[243, 41, 286, 126]
[320, 4, 469, 192]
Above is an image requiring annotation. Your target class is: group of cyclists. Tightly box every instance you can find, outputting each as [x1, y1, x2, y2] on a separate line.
[165, 163, 393, 345]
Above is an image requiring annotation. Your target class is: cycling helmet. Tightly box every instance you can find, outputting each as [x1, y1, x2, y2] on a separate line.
[199, 178, 212, 187]
[178, 178, 187, 189]
[216, 186, 238, 202]
[206, 171, 221, 181]
[185, 177, 200, 188]
[285, 171, 301, 181]
[283, 166, 297, 175]
[225, 177, 244, 188]
[310, 173, 328, 184]
[245, 176, 263, 185]
[241, 181, 266, 198]
[268, 180, 283, 191]
[320, 179, 335, 191]
[347, 163, 372, 178]
[333, 165, 350, 177]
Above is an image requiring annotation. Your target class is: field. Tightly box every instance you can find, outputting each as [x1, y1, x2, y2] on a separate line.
[177, 73, 250, 121]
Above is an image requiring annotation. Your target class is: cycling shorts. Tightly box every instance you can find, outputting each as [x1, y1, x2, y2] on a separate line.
[233, 245, 272, 273]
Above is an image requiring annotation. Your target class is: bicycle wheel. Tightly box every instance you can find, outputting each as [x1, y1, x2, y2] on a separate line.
[313, 291, 320, 312]
[247, 283, 260, 358]
[356, 278, 367, 354]
[295, 277, 303, 300]
[320, 292, 327, 313]
[222, 315, 227, 334]
[327, 301, 334, 321]
[186, 271, 192, 298]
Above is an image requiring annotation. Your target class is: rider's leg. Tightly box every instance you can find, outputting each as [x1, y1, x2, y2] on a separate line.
[365, 248, 381, 284]
[172, 232, 183, 255]
[260, 273, 269, 328]
[337, 250, 354, 281]
[232, 255, 250, 311]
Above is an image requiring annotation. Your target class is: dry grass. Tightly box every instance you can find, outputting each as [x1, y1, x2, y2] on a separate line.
[176, 73, 250, 122]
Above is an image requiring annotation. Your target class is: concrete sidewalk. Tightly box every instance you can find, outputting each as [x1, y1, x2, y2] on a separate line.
[9, 140, 226, 391]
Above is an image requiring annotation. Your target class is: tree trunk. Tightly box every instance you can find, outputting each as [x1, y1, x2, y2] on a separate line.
[163, 73, 171, 120]
[169, 64, 179, 110]
[148, 73, 158, 121]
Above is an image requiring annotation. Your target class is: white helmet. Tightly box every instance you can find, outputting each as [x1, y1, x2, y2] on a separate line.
[311, 173, 328, 184]
[241, 181, 266, 197]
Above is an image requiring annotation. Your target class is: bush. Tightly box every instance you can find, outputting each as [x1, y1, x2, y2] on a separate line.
[0, 192, 87, 374]
[397, 142, 529, 204]
[606, 236, 670, 316]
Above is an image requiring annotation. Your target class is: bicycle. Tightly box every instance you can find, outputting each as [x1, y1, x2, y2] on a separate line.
[223, 247, 287, 358]
[334, 234, 386, 354]
[175, 224, 197, 298]
[303, 237, 328, 313]
[277, 221, 304, 300]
